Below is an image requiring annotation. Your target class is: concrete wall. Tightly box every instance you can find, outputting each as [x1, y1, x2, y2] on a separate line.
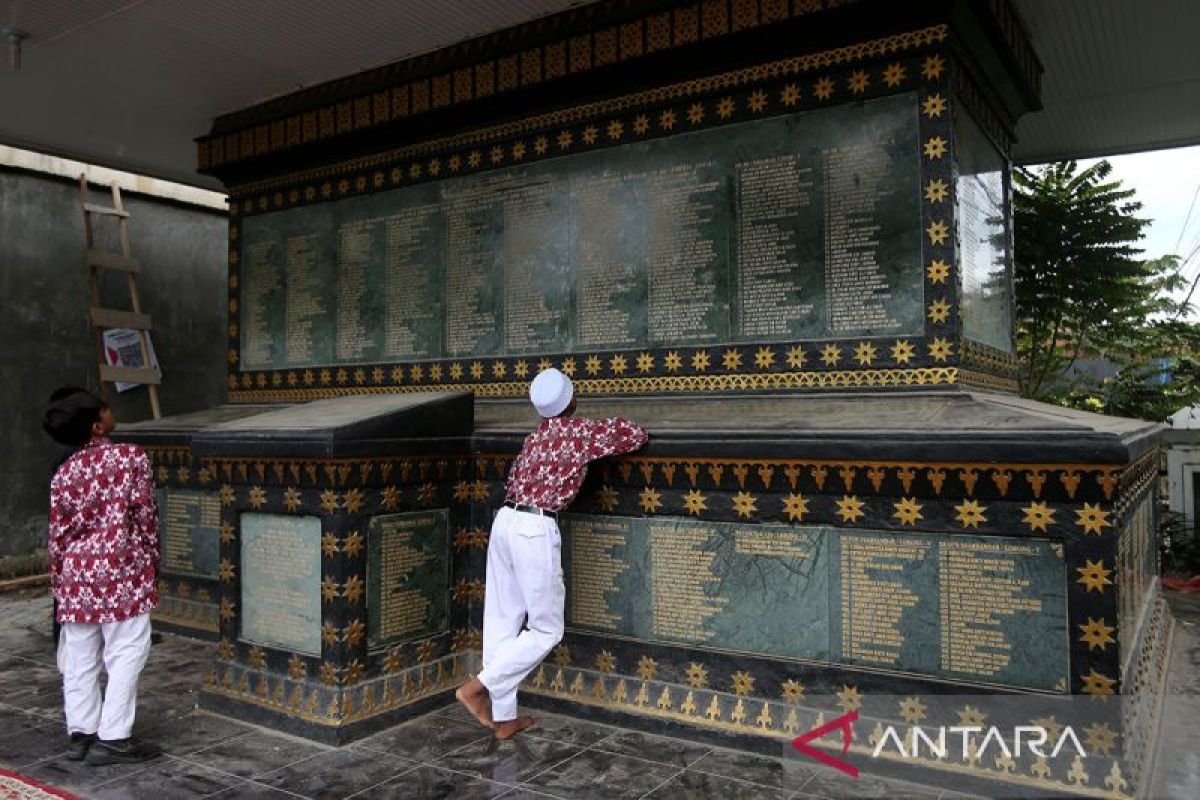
[1165, 431, 1200, 525]
[0, 166, 228, 556]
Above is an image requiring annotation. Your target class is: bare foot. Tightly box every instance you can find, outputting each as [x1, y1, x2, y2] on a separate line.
[455, 678, 493, 729]
[494, 715, 536, 740]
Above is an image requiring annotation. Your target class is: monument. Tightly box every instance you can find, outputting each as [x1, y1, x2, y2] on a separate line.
[116, 1, 1169, 795]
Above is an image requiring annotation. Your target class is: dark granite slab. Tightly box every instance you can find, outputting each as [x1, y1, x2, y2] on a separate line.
[114, 405, 280, 445]
[89, 755, 245, 799]
[644, 771, 792, 800]
[192, 393, 473, 457]
[473, 390, 1160, 463]
[520, 749, 680, 799]
[354, 764, 517, 799]
[254, 747, 417, 798]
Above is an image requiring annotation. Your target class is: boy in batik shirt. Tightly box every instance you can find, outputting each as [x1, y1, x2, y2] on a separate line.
[457, 368, 647, 739]
[44, 388, 161, 765]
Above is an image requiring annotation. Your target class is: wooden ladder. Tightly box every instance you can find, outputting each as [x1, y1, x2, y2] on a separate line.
[79, 175, 162, 419]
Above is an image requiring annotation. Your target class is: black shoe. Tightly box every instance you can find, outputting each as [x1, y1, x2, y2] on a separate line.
[66, 732, 97, 761]
[85, 737, 162, 766]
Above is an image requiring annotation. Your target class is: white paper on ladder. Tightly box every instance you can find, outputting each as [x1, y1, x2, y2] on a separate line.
[102, 329, 160, 392]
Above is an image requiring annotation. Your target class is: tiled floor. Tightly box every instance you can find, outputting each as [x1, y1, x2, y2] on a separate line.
[1, 588, 1194, 799]
[0, 591, 958, 799]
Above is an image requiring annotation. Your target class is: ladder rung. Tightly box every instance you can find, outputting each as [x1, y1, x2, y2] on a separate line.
[100, 365, 162, 385]
[87, 249, 140, 273]
[91, 308, 152, 330]
[83, 203, 129, 218]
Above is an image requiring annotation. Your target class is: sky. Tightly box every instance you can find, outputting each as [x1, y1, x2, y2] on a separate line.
[1074, 144, 1200, 319]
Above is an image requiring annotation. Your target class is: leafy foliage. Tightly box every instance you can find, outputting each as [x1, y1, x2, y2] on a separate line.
[1161, 510, 1200, 579]
[1014, 161, 1199, 420]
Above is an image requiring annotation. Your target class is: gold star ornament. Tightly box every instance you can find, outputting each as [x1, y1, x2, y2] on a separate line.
[732, 491, 757, 519]
[893, 497, 923, 526]
[1077, 559, 1113, 593]
[926, 219, 950, 246]
[836, 495, 865, 524]
[1023, 501, 1055, 533]
[1076, 503, 1112, 535]
[782, 493, 809, 523]
[837, 685, 862, 712]
[954, 499, 987, 528]
[1078, 618, 1115, 651]
[927, 299, 952, 324]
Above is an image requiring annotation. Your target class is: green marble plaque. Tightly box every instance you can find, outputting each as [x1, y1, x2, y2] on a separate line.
[366, 510, 450, 649]
[561, 516, 831, 659]
[561, 514, 1068, 690]
[157, 489, 221, 579]
[240, 94, 922, 370]
[240, 513, 322, 655]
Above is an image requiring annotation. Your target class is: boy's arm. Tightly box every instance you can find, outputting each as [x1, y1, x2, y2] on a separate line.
[47, 479, 70, 591]
[587, 417, 649, 460]
[129, 450, 160, 574]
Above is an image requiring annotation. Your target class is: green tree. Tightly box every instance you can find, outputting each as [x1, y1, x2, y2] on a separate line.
[1097, 310, 1200, 420]
[1013, 161, 1183, 399]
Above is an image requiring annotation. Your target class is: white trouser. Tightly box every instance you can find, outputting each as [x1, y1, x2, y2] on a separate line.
[57, 613, 152, 740]
[477, 506, 565, 722]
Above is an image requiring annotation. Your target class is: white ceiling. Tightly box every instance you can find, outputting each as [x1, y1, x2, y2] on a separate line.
[1013, 0, 1200, 163]
[1, 0, 1196, 191]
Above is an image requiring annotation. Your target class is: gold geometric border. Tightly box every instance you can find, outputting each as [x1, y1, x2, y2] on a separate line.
[202, 0, 874, 174]
[959, 368, 1019, 393]
[153, 596, 218, 634]
[521, 664, 1132, 799]
[203, 652, 466, 727]
[229, 366, 957, 403]
[225, 24, 950, 199]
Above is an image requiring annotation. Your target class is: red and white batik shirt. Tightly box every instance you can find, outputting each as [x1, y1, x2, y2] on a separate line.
[505, 416, 648, 512]
[48, 438, 160, 624]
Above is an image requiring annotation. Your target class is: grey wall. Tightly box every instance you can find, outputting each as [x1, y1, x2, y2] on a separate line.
[0, 166, 228, 556]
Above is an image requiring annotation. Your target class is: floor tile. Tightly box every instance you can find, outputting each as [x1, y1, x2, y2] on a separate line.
[0, 659, 58, 691]
[175, 730, 328, 780]
[591, 729, 711, 768]
[795, 767, 944, 800]
[520, 750, 680, 800]
[348, 765, 514, 799]
[518, 712, 616, 747]
[138, 662, 207, 694]
[145, 711, 254, 755]
[0, 705, 55, 738]
[357, 715, 494, 762]
[645, 770, 791, 799]
[4, 681, 65, 716]
[431, 702, 476, 724]
[133, 700, 199, 735]
[688, 747, 816, 791]
[206, 780, 307, 799]
[0, 719, 69, 767]
[89, 754, 244, 798]
[137, 685, 201, 717]
[22, 749, 158, 796]
[255, 747, 417, 798]
[432, 705, 618, 747]
[435, 732, 583, 784]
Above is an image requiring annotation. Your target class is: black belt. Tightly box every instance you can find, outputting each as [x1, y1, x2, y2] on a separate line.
[504, 500, 558, 519]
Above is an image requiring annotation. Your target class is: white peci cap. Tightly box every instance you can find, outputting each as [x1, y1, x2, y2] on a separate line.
[529, 368, 574, 417]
